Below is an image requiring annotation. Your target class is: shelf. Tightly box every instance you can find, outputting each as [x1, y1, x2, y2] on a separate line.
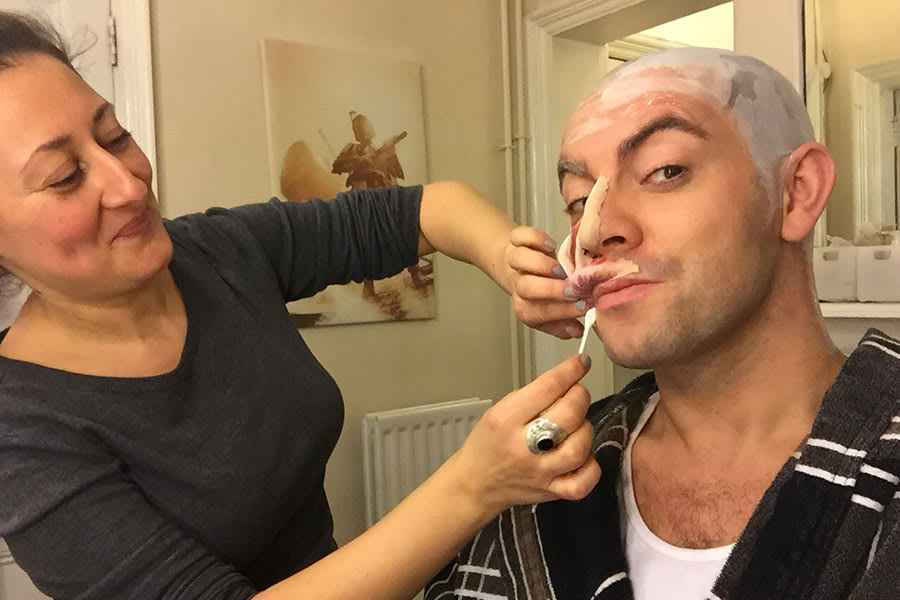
[819, 303, 900, 319]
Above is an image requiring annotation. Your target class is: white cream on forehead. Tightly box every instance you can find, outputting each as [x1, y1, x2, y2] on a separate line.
[562, 48, 815, 194]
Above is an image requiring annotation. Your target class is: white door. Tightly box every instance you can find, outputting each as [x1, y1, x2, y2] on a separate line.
[0, 3, 112, 598]
[0, 0, 114, 98]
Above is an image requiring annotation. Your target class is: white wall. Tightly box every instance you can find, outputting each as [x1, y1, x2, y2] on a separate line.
[151, 0, 513, 544]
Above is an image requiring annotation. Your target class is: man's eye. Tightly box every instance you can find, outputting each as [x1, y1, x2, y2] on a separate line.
[564, 197, 586, 216]
[646, 164, 686, 184]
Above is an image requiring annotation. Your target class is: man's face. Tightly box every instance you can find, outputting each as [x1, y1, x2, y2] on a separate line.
[559, 88, 781, 369]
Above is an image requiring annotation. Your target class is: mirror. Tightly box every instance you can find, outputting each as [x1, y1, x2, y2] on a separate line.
[807, 0, 900, 241]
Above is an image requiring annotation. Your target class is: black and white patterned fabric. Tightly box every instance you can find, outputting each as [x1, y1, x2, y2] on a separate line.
[426, 329, 900, 600]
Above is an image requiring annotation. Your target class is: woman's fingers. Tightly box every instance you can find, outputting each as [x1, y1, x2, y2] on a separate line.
[509, 226, 559, 258]
[536, 319, 585, 340]
[515, 273, 572, 301]
[499, 354, 591, 423]
[547, 441, 602, 500]
[512, 293, 587, 327]
[506, 226, 590, 341]
[508, 244, 565, 278]
[535, 382, 590, 437]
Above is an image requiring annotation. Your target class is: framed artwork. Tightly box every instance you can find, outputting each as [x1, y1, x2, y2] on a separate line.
[261, 39, 435, 326]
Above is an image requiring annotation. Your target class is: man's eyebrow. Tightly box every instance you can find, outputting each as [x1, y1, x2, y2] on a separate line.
[617, 114, 708, 163]
[557, 158, 591, 188]
[23, 103, 115, 171]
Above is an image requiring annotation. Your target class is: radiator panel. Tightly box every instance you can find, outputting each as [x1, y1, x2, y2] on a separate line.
[362, 398, 492, 527]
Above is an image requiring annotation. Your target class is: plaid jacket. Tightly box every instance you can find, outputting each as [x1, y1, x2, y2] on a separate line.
[426, 329, 900, 600]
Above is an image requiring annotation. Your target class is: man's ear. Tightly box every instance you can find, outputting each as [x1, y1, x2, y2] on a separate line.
[780, 142, 835, 243]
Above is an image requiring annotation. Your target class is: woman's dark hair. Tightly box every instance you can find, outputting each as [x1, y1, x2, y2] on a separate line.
[0, 10, 74, 71]
[0, 12, 72, 288]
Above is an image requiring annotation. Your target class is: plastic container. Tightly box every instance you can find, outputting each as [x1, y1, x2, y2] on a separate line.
[814, 246, 857, 301]
[856, 242, 900, 302]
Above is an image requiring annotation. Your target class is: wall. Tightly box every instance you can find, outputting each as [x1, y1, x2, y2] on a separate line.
[732, 0, 803, 91]
[639, 2, 732, 50]
[150, 0, 513, 544]
[558, 0, 726, 45]
[820, 0, 900, 240]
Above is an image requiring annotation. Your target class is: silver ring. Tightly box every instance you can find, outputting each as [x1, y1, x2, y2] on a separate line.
[525, 417, 566, 454]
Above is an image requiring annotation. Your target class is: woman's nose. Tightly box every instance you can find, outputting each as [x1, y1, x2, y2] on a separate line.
[96, 153, 148, 209]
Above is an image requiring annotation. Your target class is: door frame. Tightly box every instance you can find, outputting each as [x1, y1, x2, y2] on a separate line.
[111, 0, 157, 197]
[523, 0, 647, 395]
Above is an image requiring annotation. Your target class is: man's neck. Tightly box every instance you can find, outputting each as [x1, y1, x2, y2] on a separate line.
[648, 284, 845, 455]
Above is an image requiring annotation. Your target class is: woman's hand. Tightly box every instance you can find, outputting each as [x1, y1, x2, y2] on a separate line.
[506, 226, 588, 339]
[445, 354, 601, 519]
[258, 354, 599, 600]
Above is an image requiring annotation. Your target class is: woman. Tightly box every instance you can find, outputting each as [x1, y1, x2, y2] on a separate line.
[0, 12, 596, 600]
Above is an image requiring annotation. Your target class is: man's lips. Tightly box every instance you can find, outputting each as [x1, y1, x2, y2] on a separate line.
[568, 261, 643, 300]
[594, 275, 654, 297]
[591, 275, 659, 308]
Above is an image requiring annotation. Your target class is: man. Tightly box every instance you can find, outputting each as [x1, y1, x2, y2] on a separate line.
[426, 48, 900, 600]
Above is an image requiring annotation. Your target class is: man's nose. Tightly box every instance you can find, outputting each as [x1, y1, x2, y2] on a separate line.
[578, 185, 642, 262]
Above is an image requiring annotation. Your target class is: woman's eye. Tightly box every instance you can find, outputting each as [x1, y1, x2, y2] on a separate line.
[49, 167, 83, 190]
[564, 197, 586, 216]
[646, 164, 686, 184]
[104, 130, 132, 152]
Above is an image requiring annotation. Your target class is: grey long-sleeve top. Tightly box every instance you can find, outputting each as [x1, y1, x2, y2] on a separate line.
[0, 186, 422, 599]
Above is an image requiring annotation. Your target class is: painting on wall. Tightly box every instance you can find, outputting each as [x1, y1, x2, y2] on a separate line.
[261, 39, 435, 327]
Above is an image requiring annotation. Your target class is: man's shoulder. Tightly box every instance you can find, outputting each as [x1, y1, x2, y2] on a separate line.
[587, 371, 657, 456]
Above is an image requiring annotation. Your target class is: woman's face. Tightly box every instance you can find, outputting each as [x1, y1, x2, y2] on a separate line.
[0, 53, 171, 302]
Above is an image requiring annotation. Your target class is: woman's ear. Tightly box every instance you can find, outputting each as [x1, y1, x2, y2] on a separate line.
[780, 142, 835, 243]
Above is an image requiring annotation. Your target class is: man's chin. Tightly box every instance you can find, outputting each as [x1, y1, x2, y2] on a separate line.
[602, 346, 657, 370]
[597, 325, 678, 370]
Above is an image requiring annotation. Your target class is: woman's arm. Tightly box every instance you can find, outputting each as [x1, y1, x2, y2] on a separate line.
[257, 354, 599, 600]
[419, 182, 588, 339]
[417, 182, 518, 294]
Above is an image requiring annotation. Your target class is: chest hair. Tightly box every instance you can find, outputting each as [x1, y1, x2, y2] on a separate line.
[630, 446, 781, 549]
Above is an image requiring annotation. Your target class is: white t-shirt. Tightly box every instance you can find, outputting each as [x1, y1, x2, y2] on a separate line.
[618, 392, 734, 600]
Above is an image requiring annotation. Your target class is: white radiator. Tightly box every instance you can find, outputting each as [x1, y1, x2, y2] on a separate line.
[362, 397, 492, 527]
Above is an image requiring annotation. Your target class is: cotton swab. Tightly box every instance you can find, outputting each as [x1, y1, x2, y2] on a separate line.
[578, 307, 596, 355]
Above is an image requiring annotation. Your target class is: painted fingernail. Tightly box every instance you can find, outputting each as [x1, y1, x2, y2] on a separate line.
[566, 324, 583, 337]
[544, 239, 558, 251]
[564, 286, 577, 298]
[552, 265, 567, 279]
[579, 353, 592, 368]
[575, 300, 587, 311]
